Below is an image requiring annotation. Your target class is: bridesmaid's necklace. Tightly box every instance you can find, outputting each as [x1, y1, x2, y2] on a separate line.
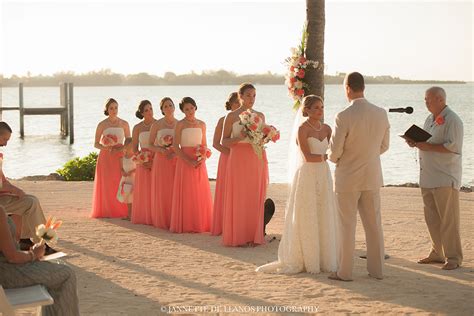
[164, 117, 175, 128]
[306, 119, 322, 132]
[108, 117, 119, 126]
[185, 117, 198, 125]
[143, 120, 153, 128]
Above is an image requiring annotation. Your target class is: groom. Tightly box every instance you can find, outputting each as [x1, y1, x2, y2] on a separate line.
[328, 72, 390, 281]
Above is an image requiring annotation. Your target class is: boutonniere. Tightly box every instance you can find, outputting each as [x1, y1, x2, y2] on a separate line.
[435, 115, 445, 125]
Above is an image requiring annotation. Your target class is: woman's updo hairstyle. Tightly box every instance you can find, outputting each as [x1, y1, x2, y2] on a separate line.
[159, 97, 174, 116]
[225, 92, 239, 111]
[178, 97, 197, 112]
[135, 100, 152, 119]
[238, 83, 255, 96]
[302, 95, 324, 117]
[103, 98, 118, 116]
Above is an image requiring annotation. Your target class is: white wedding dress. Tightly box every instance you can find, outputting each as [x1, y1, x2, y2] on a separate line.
[256, 137, 338, 274]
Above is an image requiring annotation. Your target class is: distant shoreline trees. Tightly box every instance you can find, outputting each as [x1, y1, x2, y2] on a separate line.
[0, 69, 466, 87]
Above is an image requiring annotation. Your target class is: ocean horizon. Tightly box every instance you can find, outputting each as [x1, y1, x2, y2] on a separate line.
[1, 83, 473, 186]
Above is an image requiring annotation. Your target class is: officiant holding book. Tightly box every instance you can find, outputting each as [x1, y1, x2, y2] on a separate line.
[406, 86, 463, 270]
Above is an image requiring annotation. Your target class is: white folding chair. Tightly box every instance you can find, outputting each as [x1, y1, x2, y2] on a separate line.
[0, 285, 53, 316]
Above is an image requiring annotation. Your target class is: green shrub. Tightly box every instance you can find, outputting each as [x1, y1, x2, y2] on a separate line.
[57, 152, 98, 181]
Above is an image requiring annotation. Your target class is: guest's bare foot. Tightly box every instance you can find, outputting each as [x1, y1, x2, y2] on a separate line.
[368, 274, 383, 280]
[328, 272, 352, 282]
[441, 262, 459, 270]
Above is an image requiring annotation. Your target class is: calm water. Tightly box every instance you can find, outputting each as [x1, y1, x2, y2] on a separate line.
[1, 84, 473, 186]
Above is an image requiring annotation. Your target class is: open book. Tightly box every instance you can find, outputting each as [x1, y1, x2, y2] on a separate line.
[399, 124, 432, 143]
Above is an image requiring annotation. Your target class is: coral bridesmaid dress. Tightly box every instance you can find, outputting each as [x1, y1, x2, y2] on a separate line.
[131, 131, 153, 225]
[170, 128, 213, 233]
[151, 128, 177, 229]
[222, 121, 268, 246]
[91, 127, 128, 218]
[210, 152, 229, 235]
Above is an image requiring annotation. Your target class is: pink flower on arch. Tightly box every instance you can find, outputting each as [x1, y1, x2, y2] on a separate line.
[297, 69, 305, 79]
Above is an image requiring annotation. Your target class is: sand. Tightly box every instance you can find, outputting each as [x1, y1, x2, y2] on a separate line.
[12, 180, 474, 315]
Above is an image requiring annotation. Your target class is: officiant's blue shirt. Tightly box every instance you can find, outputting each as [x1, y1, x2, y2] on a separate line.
[420, 106, 463, 190]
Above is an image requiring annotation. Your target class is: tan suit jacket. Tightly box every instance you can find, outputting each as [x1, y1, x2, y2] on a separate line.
[329, 98, 390, 192]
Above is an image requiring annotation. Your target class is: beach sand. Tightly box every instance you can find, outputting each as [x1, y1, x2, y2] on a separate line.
[13, 180, 473, 315]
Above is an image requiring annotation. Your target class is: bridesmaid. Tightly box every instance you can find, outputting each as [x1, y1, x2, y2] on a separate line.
[91, 98, 130, 218]
[170, 97, 213, 233]
[149, 97, 178, 229]
[131, 100, 157, 225]
[210, 92, 240, 236]
[221, 83, 269, 247]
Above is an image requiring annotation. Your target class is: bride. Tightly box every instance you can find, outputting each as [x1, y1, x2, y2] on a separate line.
[256, 95, 338, 274]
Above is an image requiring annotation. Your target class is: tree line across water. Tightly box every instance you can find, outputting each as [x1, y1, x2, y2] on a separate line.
[1, 69, 465, 87]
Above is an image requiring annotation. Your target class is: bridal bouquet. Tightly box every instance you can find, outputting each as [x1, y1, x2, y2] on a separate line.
[36, 216, 62, 245]
[285, 24, 320, 110]
[100, 134, 119, 147]
[132, 149, 154, 164]
[195, 145, 211, 162]
[158, 134, 173, 148]
[262, 125, 280, 144]
[239, 110, 280, 159]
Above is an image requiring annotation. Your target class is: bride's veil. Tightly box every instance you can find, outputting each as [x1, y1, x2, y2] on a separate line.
[287, 106, 305, 184]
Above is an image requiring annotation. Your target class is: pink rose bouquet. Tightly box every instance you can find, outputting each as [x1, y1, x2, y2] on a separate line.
[132, 149, 154, 165]
[195, 145, 211, 162]
[159, 134, 174, 148]
[100, 134, 119, 147]
[239, 110, 279, 159]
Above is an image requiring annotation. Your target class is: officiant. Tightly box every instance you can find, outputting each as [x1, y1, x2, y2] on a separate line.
[406, 87, 463, 270]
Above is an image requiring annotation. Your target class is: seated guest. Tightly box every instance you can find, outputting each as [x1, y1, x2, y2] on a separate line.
[0, 206, 80, 315]
[0, 121, 56, 254]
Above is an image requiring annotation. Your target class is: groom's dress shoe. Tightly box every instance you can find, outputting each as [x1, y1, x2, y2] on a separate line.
[441, 262, 459, 270]
[417, 257, 445, 264]
[328, 272, 352, 282]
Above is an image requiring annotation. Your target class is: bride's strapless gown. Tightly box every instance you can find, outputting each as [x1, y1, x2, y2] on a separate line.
[256, 137, 338, 274]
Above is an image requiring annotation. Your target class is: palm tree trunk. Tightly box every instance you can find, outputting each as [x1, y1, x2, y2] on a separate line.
[305, 0, 325, 101]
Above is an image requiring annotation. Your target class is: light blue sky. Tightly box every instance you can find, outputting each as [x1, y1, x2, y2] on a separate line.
[1, 0, 473, 81]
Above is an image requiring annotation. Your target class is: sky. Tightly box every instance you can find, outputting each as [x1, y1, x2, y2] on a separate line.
[1, 0, 473, 81]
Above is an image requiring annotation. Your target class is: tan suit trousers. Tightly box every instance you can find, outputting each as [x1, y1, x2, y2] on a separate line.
[0, 194, 46, 243]
[421, 187, 463, 265]
[336, 190, 385, 280]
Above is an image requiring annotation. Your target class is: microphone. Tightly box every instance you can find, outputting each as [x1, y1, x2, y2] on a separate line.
[388, 107, 414, 114]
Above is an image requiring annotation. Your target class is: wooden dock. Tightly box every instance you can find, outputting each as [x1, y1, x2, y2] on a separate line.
[0, 83, 74, 144]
